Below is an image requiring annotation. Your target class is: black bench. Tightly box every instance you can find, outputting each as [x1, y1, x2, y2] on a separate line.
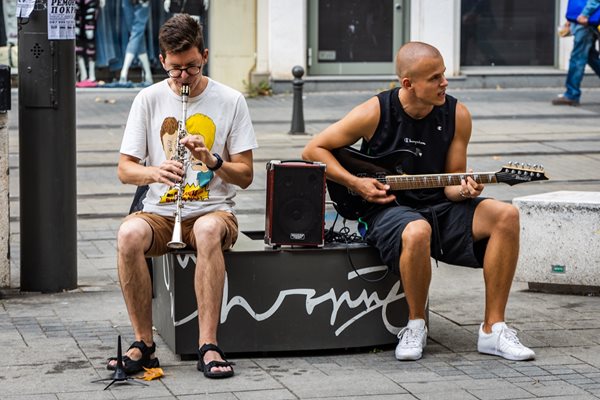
[151, 231, 409, 356]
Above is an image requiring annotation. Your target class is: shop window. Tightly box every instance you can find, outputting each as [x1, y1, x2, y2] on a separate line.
[461, 0, 555, 66]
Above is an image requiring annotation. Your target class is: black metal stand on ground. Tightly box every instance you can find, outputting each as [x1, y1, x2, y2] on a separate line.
[289, 65, 306, 135]
[92, 336, 148, 390]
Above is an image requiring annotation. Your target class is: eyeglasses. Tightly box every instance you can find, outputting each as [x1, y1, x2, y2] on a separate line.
[166, 66, 202, 78]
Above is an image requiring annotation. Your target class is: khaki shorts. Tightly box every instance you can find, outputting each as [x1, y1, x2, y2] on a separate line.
[123, 210, 239, 257]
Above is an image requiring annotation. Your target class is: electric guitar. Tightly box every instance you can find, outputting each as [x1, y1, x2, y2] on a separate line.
[328, 146, 549, 220]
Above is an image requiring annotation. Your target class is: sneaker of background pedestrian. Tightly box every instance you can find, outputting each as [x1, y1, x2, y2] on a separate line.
[477, 322, 536, 361]
[552, 94, 580, 106]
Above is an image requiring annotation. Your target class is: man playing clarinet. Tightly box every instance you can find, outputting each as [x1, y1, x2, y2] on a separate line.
[107, 13, 257, 379]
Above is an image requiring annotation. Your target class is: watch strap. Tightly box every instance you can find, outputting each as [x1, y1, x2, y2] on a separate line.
[208, 153, 223, 171]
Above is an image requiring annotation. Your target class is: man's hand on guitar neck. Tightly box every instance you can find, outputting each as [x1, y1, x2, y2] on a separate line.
[350, 176, 397, 204]
[461, 175, 484, 198]
[448, 174, 484, 202]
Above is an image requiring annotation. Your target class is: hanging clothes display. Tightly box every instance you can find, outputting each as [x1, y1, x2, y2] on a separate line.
[95, 0, 122, 70]
[95, 0, 165, 72]
[75, 0, 102, 86]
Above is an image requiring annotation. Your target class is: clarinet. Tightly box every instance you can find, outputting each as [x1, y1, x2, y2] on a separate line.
[167, 84, 190, 249]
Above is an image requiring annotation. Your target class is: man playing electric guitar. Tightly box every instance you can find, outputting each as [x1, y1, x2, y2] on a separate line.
[302, 42, 536, 362]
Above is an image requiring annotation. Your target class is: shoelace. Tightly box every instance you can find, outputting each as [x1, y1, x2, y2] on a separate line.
[397, 327, 423, 347]
[500, 326, 523, 346]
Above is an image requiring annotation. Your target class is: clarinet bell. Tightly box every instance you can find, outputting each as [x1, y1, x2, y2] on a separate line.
[167, 221, 186, 249]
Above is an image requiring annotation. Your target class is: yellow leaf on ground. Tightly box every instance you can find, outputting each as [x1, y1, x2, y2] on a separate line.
[137, 367, 164, 381]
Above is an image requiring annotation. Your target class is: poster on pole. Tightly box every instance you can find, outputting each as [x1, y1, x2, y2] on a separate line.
[48, 0, 76, 40]
[16, 0, 36, 18]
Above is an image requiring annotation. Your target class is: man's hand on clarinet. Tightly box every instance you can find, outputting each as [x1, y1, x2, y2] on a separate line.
[154, 160, 184, 187]
[180, 135, 219, 169]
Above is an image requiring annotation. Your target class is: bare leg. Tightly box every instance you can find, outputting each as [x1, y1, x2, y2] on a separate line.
[472, 200, 520, 333]
[399, 220, 432, 321]
[108, 217, 155, 366]
[193, 214, 231, 374]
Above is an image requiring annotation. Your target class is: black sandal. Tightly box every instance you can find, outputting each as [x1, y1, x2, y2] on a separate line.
[107, 340, 160, 375]
[197, 343, 235, 379]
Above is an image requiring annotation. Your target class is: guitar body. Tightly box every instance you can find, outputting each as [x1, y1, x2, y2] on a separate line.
[328, 147, 419, 220]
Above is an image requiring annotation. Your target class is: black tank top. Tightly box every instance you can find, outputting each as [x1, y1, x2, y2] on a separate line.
[360, 87, 457, 207]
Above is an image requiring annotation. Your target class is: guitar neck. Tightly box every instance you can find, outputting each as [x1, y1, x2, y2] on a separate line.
[386, 172, 498, 190]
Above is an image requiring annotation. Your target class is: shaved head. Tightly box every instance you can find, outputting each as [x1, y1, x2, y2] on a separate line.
[395, 42, 443, 79]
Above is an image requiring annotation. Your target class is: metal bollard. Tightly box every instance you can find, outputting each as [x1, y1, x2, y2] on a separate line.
[289, 65, 306, 135]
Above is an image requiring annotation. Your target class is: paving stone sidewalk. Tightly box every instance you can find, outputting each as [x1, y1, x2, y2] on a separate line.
[1, 87, 600, 399]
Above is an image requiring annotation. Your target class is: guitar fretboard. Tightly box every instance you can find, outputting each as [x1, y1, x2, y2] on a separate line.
[384, 173, 498, 190]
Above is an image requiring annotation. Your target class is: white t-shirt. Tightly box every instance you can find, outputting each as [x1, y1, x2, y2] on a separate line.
[120, 78, 258, 219]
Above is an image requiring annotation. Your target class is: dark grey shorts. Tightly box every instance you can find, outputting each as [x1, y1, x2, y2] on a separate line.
[364, 198, 489, 272]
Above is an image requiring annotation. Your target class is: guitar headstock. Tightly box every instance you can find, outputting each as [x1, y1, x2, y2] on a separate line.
[496, 162, 549, 186]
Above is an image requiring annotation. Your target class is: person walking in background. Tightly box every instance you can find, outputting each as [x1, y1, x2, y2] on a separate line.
[553, 0, 600, 106]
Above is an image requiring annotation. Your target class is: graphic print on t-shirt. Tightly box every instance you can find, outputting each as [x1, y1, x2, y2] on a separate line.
[158, 113, 216, 204]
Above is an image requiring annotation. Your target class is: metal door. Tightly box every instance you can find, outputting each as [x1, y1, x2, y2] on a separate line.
[308, 0, 407, 75]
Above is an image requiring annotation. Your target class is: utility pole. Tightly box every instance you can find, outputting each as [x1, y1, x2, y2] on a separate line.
[18, 0, 77, 292]
[0, 65, 10, 288]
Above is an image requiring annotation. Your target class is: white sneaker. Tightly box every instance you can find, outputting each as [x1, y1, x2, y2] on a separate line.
[395, 319, 427, 361]
[477, 322, 535, 361]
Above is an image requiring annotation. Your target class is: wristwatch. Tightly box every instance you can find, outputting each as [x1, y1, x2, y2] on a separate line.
[208, 153, 223, 171]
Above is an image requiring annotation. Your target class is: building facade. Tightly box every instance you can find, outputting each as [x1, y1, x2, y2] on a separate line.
[209, 0, 577, 92]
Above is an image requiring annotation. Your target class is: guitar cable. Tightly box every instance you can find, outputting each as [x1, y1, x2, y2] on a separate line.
[325, 210, 389, 283]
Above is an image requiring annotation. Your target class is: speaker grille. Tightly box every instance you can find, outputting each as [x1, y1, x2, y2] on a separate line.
[265, 162, 325, 246]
